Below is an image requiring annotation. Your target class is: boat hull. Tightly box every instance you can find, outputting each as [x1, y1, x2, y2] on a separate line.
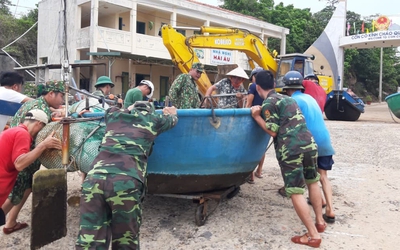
[147, 108, 271, 194]
[325, 90, 364, 121]
[385, 92, 400, 119]
[37, 108, 271, 195]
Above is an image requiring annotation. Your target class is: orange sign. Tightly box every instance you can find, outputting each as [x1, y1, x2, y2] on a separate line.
[374, 16, 391, 31]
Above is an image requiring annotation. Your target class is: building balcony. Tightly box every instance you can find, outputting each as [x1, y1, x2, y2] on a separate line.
[77, 27, 172, 60]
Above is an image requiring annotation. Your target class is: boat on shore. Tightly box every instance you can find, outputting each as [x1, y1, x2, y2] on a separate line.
[37, 108, 271, 195]
[147, 108, 270, 194]
[385, 92, 400, 119]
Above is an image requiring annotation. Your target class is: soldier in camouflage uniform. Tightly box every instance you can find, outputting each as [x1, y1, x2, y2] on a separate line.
[76, 102, 178, 250]
[92, 76, 114, 97]
[204, 67, 248, 108]
[168, 62, 203, 109]
[250, 70, 325, 248]
[1, 80, 65, 234]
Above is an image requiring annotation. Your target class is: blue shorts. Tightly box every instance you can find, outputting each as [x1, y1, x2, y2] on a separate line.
[317, 155, 334, 170]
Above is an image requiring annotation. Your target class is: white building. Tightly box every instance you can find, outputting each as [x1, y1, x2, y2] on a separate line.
[36, 0, 289, 100]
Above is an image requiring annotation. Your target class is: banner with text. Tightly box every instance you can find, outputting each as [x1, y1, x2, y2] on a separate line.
[211, 49, 233, 65]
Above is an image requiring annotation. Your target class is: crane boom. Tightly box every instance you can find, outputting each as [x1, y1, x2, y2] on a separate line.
[162, 25, 213, 96]
[191, 26, 278, 74]
[162, 25, 278, 96]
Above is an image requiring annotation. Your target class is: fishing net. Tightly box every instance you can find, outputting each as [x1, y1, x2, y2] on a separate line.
[36, 120, 105, 174]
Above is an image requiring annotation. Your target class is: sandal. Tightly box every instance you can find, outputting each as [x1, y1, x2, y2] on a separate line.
[315, 222, 327, 233]
[247, 179, 255, 184]
[254, 172, 263, 178]
[291, 233, 321, 248]
[323, 214, 336, 223]
[3, 222, 29, 234]
[278, 187, 286, 197]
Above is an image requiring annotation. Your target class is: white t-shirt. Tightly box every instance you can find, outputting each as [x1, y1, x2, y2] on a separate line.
[0, 87, 28, 132]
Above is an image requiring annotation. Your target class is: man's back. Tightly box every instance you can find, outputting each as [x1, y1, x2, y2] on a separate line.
[169, 73, 200, 109]
[262, 91, 315, 158]
[303, 80, 326, 113]
[89, 106, 178, 183]
[291, 91, 334, 156]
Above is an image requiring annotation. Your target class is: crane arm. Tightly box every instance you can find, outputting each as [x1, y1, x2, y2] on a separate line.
[162, 25, 213, 96]
[161, 25, 278, 96]
[190, 26, 278, 75]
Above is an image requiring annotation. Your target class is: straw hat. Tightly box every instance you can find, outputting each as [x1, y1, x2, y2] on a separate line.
[226, 67, 249, 79]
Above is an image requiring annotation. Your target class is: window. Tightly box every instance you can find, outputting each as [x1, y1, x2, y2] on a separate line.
[136, 21, 145, 34]
[158, 22, 167, 37]
[135, 74, 150, 87]
[121, 72, 129, 98]
[159, 76, 169, 101]
[119, 18, 123, 30]
[40, 57, 48, 64]
[177, 29, 186, 36]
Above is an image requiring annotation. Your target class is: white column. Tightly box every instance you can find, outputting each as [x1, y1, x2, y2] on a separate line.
[170, 11, 176, 27]
[379, 47, 383, 103]
[130, 1, 137, 54]
[90, 0, 99, 90]
[280, 30, 286, 55]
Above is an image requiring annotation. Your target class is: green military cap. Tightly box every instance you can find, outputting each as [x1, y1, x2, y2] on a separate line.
[191, 63, 204, 73]
[45, 80, 65, 93]
[95, 76, 115, 88]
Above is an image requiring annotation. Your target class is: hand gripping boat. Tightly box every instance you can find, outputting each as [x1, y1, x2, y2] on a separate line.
[36, 107, 271, 226]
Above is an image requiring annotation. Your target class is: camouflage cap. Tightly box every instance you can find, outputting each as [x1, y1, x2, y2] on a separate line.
[191, 62, 204, 73]
[133, 101, 155, 113]
[45, 80, 65, 93]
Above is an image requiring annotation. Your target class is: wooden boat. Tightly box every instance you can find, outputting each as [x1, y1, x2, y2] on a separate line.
[324, 90, 365, 121]
[385, 92, 400, 119]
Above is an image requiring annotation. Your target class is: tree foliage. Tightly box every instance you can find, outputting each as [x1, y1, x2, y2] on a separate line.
[0, 4, 37, 80]
[0, 0, 11, 15]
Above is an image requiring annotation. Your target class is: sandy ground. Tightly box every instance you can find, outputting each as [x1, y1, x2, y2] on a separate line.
[1, 102, 400, 249]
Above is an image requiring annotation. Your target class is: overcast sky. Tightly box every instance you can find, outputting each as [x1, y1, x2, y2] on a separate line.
[8, 0, 400, 23]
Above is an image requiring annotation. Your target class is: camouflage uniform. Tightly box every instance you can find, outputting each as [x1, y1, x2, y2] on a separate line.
[8, 81, 64, 204]
[214, 78, 246, 108]
[92, 89, 105, 97]
[76, 103, 178, 250]
[169, 73, 200, 109]
[261, 90, 320, 197]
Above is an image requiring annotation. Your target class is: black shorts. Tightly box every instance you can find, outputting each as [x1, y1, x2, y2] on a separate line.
[317, 155, 334, 170]
[0, 208, 5, 226]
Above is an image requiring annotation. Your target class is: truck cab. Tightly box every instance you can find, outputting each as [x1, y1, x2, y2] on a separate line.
[275, 53, 315, 88]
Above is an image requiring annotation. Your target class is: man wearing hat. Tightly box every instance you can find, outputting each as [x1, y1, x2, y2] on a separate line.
[1, 80, 65, 234]
[250, 70, 325, 247]
[76, 102, 178, 249]
[281, 71, 336, 225]
[124, 80, 154, 108]
[0, 109, 61, 227]
[169, 62, 204, 109]
[205, 66, 248, 108]
[303, 74, 326, 113]
[93, 76, 114, 97]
